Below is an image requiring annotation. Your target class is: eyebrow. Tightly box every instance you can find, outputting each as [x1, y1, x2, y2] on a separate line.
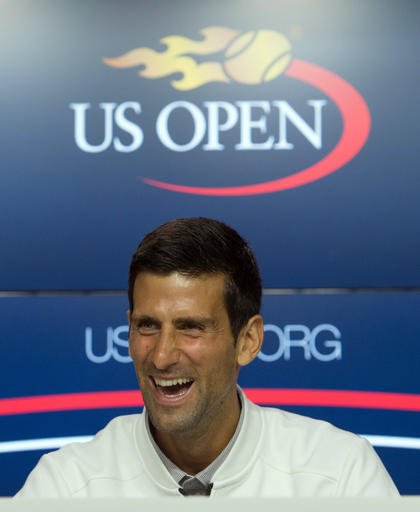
[131, 315, 161, 327]
[173, 316, 218, 330]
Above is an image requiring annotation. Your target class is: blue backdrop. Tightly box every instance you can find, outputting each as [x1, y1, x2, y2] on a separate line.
[1, 0, 419, 496]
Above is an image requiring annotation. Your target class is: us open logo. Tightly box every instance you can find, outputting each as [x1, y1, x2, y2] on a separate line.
[70, 27, 371, 196]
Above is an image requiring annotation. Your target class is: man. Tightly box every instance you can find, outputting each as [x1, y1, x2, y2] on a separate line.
[17, 217, 398, 497]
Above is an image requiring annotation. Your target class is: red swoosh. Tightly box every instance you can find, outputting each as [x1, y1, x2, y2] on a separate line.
[1, 389, 420, 416]
[141, 59, 371, 196]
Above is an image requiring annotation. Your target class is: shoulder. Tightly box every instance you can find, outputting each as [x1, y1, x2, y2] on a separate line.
[259, 404, 361, 447]
[253, 403, 365, 461]
[53, 414, 139, 465]
[17, 414, 143, 497]
[247, 402, 398, 495]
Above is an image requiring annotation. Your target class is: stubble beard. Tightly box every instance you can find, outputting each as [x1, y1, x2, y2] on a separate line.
[143, 383, 209, 436]
[142, 378, 236, 439]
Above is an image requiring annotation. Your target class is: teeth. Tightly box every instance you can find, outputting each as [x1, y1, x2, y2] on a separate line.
[154, 377, 193, 387]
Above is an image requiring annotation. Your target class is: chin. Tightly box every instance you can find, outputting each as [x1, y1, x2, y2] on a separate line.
[148, 408, 199, 435]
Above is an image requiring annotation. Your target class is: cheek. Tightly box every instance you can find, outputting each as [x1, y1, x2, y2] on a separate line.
[180, 338, 216, 362]
[129, 336, 153, 364]
[184, 339, 236, 371]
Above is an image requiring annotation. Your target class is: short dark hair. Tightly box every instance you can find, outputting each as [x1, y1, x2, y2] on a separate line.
[128, 217, 262, 339]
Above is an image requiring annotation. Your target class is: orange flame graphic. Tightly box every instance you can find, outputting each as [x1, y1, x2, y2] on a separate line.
[104, 27, 292, 90]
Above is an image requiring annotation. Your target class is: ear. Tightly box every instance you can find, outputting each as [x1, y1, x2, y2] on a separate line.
[236, 315, 264, 367]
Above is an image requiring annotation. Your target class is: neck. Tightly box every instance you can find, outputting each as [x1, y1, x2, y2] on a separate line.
[152, 393, 241, 475]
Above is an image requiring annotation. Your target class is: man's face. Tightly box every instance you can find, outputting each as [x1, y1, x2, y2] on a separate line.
[128, 271, 242, 437]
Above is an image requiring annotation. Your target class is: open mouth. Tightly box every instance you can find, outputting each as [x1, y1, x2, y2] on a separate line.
[152, 377, 194, 398]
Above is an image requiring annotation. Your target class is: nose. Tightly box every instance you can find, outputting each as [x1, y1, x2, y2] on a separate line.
[151, 327, 180, 370]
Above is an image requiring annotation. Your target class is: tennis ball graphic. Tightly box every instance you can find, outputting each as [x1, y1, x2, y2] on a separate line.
[223, 30, 292, 84]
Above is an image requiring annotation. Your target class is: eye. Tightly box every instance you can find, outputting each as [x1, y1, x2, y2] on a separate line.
[178, 321, 206, 338]
[134, 318, 159, 335]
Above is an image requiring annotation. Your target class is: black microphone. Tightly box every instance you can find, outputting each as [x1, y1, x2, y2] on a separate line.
[178, 476, 213, 496]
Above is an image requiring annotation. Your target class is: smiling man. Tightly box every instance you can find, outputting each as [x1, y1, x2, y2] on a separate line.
[17, 218, 398, 497]
[129, 271, 252, 475]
